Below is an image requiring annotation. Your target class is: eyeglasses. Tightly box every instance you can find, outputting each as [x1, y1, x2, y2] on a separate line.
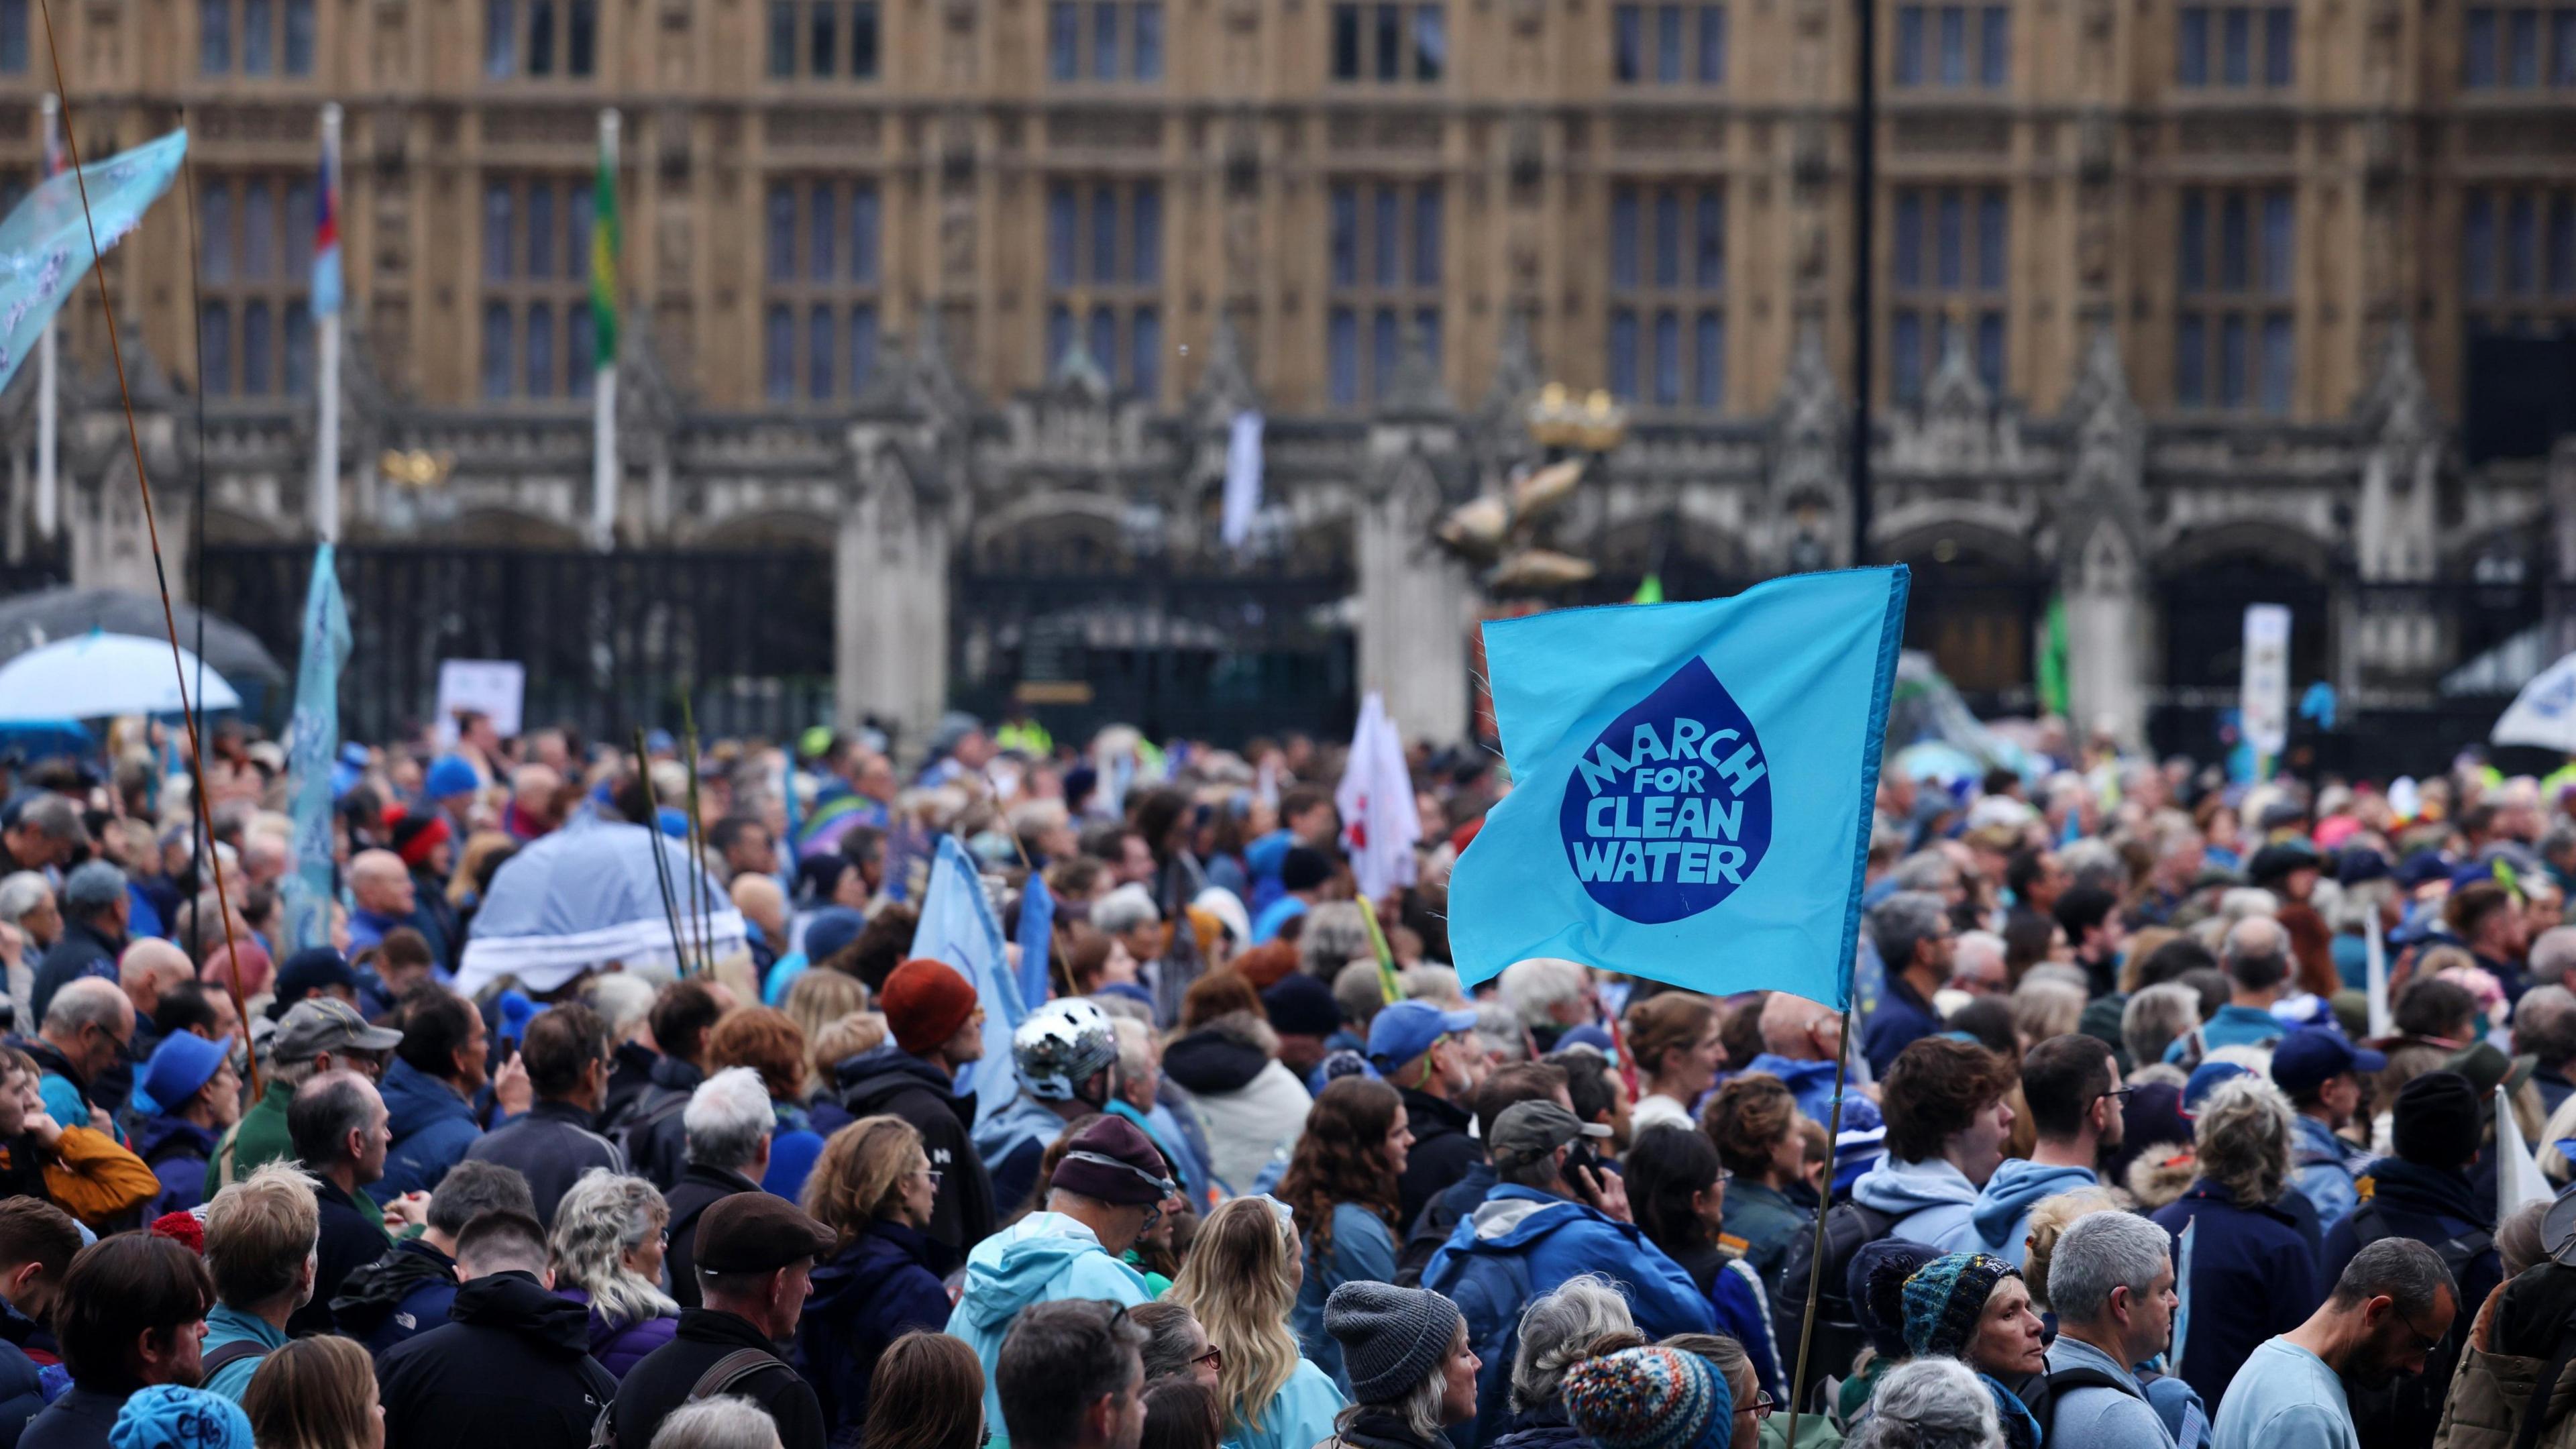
[1191, 1345, 1226, 1372]
[2398, 1308, 2450, 1354]
[2094, 1087, 2137, 1108]
[1735, 1392, 1775, 1422]
[916, 1167, 945, 1189]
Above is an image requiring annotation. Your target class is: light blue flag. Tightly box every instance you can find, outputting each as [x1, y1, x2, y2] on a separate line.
[914, 835, 1030, 1126]
[1449, 566, 1910, 1008]
[281, 544, 350, 955]
[1016, 869, 1056, 1010]
[0, 130, 187, 394]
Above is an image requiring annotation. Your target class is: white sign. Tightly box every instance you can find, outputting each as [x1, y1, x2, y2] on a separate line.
[2240, 604, 2292, 759]
[433, 659, 525, 745]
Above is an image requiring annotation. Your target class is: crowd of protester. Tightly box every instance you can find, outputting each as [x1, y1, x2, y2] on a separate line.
[1, 710, 2575, 1449]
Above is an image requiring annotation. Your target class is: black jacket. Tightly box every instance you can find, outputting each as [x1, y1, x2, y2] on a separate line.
[460, 1099, 627, 1228]
[793, 1222, 953, 1445]
[601, 1041, 662, 1134]
[663, 1165, 761, 1310]
[612, 1309, 826, 1449]
[294, 1175, 395, 1336]
[616, 1057, 706, 1193]
[833, 1046, 994, 1269]
[0, 1299, 50, 1449]
[30, 921, 121, 1034]
[17, 1387, 123, 1449]
[330, 1237, 461, 1353]
[1395, 1086, 1481, 1236]
[378, 1271, 617, 1449]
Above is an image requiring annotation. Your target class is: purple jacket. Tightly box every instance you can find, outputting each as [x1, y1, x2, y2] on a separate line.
[555, 1287, 680, 1381]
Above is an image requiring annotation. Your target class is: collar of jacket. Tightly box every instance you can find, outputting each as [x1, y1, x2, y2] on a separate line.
[677, 1306, 790, 1355]
[680, 1163, 763, 1195]
[2364, 1155, 2490, 1228]
[527, 1099, 600, 1127]
[1398, 1084, 1472, 1135]
[1335, 1408, 1449, 1449]
[2178, 1177, 2300, 1225]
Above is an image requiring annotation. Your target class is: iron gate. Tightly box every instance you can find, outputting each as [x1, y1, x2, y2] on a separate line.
[198, 543, 837, 745]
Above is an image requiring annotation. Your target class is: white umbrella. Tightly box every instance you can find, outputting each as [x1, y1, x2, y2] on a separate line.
[455, 818, 743, 994]
[2491, 649, 2576, 753]
[0, 633, 239, 722]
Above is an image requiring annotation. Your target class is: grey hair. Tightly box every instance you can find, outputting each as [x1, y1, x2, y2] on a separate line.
[2218, 888, 2281, 925]
[684, 1067, 777, 1171]
[2059, 839, 2125, 891]
[1842, 1356, 2004, 1449]
[2121, 984, 2204, 1069]
[1499, 959, 1589, 1029]
[2193, 1074, 2296, 1208]
[1474, 1002, 1529, 1065]
[42, 976, 126, 1038]
[427, 1159, 538, 1238]
[2532, 928, 2576, 989]
[1089, 884, 1161, 936]
[1870, 892, 1951, 973]
[549, 1168, 678, 1328]
[2009, 979, 2086, 1044]
[586, 973, 657, 1040]
[0, 873, 50, 926]
[1110, 1015, 1159, 1081]
[13, 796, 80, 846]
[1301, 904, 1375, 980]
[2046, 1210, 2173, 1325]
[1890, 853, 1957, 894]
[59, 861, 125, 916]
[2520, 986, 2576, 1071]
[2330, 1235, 2459, 1317]
[1511, 1274, 1637, 1411]
[2221, 915, 2291, 991]
[647, 1396, 784, 1449]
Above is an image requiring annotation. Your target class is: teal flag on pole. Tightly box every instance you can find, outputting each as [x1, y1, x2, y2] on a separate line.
[1448, 566, 1909, 1008]
[0, 129, 186, 394]
[914, 835, 1030, 1125]
[282, 543, 350, 954]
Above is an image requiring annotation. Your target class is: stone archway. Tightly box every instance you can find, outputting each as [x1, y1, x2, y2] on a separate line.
[1884, 519, 2048, 713]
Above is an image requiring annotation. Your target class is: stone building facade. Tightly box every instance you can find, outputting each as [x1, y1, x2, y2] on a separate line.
[0, 0, 2566, 754]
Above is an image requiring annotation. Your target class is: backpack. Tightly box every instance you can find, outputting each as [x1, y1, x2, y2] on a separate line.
[1771, 1200, 1895, 1404]
[2345, 1200, 2493, 1449]
[200, 1341, 272, 1381]
[2022, 1362, 2141, 1442]
[588, 1348, 785, 1449]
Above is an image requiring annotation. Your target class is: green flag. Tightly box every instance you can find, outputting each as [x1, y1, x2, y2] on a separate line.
[2037, 594, 2071, 718]
[590, 136, 619, 368]
[1631, 572, 1665, 606]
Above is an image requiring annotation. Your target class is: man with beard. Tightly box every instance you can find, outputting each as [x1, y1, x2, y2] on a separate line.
[1966, 1034, 2123, 1266]
[2212, 1236, 2457, 1449]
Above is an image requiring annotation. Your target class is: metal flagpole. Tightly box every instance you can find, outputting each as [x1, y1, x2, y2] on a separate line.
[315, 103, 342, 543]
[36, 93, 59, 545]
[1849, 0, 1877, 568]
[590, 108, 619, 551]
[1781, 1000, 1855, 1449]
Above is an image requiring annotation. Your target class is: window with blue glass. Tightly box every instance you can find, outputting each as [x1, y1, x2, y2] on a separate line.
[1042, 180, 1166, 396]
[764, 177, 887, 402]
[1048, 1, 1165, 80]
[486, 0, 596, 76]
[2461, 186, 2576, 340]
[1327, 179, 1444, 406]
[1612, 3, 1726, 80]
[200, 0, 315, 74]
[1330, 3, 1446, 80]
[0, 1, 23, 73]
[483, 175, 603, 400]
[769, 1, 881, 77]
[1892, 4, 2007, 86]
[1607, 182, 1726, 409]
[196, 175, 319, 398]
[1889, 184, 2007, 402]
[2175, 4, 2293, 85]
[2462, 7, 2576, 85]
[2174, 184, 2294, 411]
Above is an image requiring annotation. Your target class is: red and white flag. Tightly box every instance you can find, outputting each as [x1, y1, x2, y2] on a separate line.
[1336, 691, 1421, 900]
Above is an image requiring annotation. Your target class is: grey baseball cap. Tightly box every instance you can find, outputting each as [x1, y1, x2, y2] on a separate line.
[271, 997, 403, 1061]
[1489, 1099, 1611, 1167]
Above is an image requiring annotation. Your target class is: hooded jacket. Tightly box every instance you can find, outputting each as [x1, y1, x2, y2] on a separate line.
[126, 1114, 218, 1221]
[0, 1296, 46, 1449]
[1162, 1015, 1311, 1193]
[2289, 1114, 2369, 1233]
[1741, 1055, 1886, 1137]
[376, 1270, 619, 1449]
[378, 1057, 481, 1199]
[616, 1055, 707, 1192]
[833, 1045, 995, 1266]
[2433, 1261, 2576, 1449]
[663, 1163, 761, 1310]
[294, 1175, 394, 1336]
[329, 1237, 461, 1357]
[794, 1220, 954, 1447]
[1850, 1156, 1985, 1250]
[1715, 1179, 1812, 1289]
[974, 1093, 1074, 1217]
[1420, 1184, 1715, 1446]
[1967, 1159, 2099, 1265]
[945, 1212, 1155, 1449]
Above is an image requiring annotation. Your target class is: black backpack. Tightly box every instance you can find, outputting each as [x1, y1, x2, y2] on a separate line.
[2343, 1201, 2493, 1449]
[1771, 1199, 1894, 1403]
[588, 1348, 786, 1449]
[2021, 1362, 2143, 1442]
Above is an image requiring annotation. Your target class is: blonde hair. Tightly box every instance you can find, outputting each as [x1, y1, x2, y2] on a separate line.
[203, 1161, 321, 1309]
[2020, 1187, 2126, 1310]
[1169, 1197, 1304, 1436]
[448, 831, 519, 909]
[244, 1335, 378, 1449]
[2008, 978, 2086, 1045]
[784, 971, 871, 1076]
[810, 1012, 888, 1076]
[549, 1169, 678, 1328]
[802, 1116, 924, 1248]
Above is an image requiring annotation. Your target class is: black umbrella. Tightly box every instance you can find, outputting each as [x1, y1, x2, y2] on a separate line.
[0, 587, 286, 690]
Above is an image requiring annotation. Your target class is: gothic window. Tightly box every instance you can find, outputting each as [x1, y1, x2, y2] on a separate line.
[1893, 4, 2007, 87]
[1607, 182, 1726, 409]
[486, 0, 596, 78]
[1890, 184, 2007, 402]
[2174, 185, 2295, 412]
[764, 179, 885, 402]
[196, 175, 316, 397]
[1326, 180, 1442, 407]
[1049, 2, 1165, 80]
[1330, 3, 1445, 81]
[1042, 180, 1165, 396]
[2463, 7, 2576, 85]
[2176, 4, 2293, 85]
[2462, 187, 2576, 338]
[481, 175, 596, 400]
[768, 1, 882, 78]
[201, 0, 315, 75]
[1611, 5, 1726, 83]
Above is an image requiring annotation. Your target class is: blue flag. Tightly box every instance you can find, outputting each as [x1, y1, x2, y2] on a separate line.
[281, 544, 350, 954]
[1016, 869, 1056, 1010]
[0, 130, 186, 394]
[1449, 566, 1909, 1008]
[914, 835, 1030, 1125]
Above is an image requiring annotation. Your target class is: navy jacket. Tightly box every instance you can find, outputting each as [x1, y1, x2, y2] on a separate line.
[29, 922, 119, 1034]
[460, 1100, 625, 1228]
[329, 1237, 463, 1358]
[379, 1058, 482, 1199]
[1861, 976, 1940, 1077]
[833, 1046, 995, 1269]
[18, 1387, 121, 1449]
[295, 1175, 394, 1336]
[127, 1114, 217, 1220]
[2149, 1179, 2322, 1411]
[792, 1221, 954, 1447]
[0, 1298, 49, 1449]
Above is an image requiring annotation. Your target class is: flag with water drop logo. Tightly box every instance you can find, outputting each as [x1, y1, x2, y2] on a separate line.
[1448, 566, 1910, 1008]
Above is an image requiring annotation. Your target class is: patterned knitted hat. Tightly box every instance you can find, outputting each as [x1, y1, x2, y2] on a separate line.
[1900, 1251, 2021, 1360]
[1561, 1347, 1735, 1449]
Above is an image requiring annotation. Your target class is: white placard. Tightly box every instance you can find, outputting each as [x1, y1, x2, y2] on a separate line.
[433, 659, 525, 745]
[2240, 604, 2292, 759]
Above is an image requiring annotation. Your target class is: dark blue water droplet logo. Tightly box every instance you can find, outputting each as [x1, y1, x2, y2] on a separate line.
[1556, 657, 1774, 924]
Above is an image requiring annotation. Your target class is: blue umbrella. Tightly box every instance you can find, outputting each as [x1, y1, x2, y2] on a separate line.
[455, 816, 741, 994]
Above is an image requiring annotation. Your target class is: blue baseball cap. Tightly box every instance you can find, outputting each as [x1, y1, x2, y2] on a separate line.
[1367, 1000, 1480, 1069]
[2269, 1027, 2387, 1098]
[2182, 1059, 2252, 1112]
[138, 1032, 232, 1116]
[425, 753, 481, 802]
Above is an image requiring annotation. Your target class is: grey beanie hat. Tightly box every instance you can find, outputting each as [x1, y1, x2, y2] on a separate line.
[61, 861, 125, 914]
[1324, 1280, 1464, 1403]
